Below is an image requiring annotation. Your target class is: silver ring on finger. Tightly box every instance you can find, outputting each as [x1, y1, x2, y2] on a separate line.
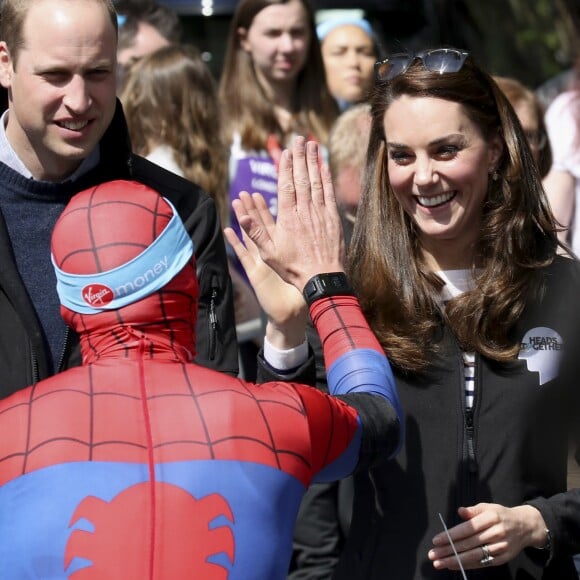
[479, 544, 494, 566]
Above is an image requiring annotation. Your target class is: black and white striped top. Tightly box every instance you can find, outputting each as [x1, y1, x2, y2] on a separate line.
[437, 270, 476, 409]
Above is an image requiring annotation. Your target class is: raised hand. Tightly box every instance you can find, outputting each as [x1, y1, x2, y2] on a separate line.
[231, 136, 346, 292]
[225, 200, 307, 348]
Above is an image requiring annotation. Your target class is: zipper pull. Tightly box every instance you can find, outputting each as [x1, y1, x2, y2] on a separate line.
[207, 276, 219, 360]
[209, 286, 218, 329]
[465, 408, 478, 473]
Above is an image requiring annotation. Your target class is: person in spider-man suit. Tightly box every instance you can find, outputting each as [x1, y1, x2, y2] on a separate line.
[0, 139, 402, 579]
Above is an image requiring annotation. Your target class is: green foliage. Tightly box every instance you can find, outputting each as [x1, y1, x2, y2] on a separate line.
[463, 0, 576, 88]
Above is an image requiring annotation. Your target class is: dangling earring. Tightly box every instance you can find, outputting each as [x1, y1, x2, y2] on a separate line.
[489, 169, 500, 181]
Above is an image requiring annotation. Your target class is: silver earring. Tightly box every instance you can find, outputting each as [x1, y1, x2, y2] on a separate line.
[489, 169, 500, 181]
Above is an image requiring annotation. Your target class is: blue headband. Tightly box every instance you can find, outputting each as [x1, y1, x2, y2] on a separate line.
[52, 199, 194, 314]
[317, 17, 374, 41]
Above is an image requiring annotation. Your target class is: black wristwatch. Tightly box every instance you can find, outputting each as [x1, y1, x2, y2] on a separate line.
[302, 272, 355, 307]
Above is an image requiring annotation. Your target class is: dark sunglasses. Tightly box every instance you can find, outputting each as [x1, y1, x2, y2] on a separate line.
[375, 48, 469, 82]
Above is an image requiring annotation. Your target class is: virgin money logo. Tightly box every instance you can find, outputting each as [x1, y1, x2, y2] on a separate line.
[83, 284, 114, 307]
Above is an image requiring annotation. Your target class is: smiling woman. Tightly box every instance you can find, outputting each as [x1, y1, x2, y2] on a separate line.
[264, 47, 580, 580]
[383, 95, 502, 270]
[334, 48, 580, 580]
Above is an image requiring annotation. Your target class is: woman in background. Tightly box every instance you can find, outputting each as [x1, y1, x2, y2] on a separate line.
[121, 44, 262, 378]
[543, 80, 580, 250]
[218, 0, 338, 236]
[493, 75, 552, 179]
[121, 43, 228, 223]
[317, 15, 378, 111]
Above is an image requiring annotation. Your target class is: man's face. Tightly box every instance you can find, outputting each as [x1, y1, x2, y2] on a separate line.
[0, 0, 117, 181]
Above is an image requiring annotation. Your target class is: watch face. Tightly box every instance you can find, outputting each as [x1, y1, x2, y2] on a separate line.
[303, 273, 354, 306]
[326, 274, 343, 290]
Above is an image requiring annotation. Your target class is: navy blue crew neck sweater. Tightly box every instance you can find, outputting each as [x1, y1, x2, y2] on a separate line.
[0, 162, 79, 373]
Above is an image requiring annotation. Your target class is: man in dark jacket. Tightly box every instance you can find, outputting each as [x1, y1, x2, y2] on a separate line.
[0, 0, 238, 398]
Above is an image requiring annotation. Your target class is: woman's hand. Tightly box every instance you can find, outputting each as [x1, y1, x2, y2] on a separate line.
[428, 503, 549, 570]
[225, 205, 307, 349]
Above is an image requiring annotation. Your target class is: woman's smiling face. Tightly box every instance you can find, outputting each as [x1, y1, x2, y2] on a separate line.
[384, 95, 502, 267]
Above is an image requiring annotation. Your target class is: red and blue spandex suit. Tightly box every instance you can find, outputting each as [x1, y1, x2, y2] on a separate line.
[0, 181, 401, 579]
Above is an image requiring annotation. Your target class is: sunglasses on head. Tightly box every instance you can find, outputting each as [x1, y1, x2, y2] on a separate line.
[375, 48, 469, 82]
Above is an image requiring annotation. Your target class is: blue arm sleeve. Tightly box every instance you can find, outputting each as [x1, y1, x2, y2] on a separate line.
[327, 349, 404, 457]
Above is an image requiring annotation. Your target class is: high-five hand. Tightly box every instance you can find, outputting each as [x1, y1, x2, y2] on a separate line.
[225, 198, 307, 348]
[230, 136, 346, 292]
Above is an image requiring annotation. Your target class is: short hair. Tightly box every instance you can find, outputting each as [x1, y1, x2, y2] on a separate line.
[1, 0, 118, 66]
[118, 2, 182, 52]
[328, 102, 372, 179]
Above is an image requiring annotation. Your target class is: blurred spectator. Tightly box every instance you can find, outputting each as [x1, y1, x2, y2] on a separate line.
[219, 0, 338, 234]
[317, 15, 378, 111]
[493, 75, 552, 179]
[116, 1, 183, 89]
[543, 88, 580, 249]
[327, 101, 372, 240]
[536, 68, 575, 110]
[121, 43, 227, 223]
[218, 0, 339, 376]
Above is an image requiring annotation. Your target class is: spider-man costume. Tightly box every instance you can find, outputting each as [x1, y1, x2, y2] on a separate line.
[0, 181, 402, 579]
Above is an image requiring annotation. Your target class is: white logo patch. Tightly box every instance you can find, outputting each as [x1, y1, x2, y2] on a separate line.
[518, 326, 563, 385]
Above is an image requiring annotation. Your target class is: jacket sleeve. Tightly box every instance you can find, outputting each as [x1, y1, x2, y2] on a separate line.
[184, 194, 239, 376]
[525, 489, 580, 564]
[255, 313, 326, 389]
[130, 155, 239, 376]
[525, 274, 580, 563]
[289, 480, 351, 580]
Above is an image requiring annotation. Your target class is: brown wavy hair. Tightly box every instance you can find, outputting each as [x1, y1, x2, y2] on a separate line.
[348, 52, 561, 372]
[120, 43, 228, 224]
[218, 0, 338, 150]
